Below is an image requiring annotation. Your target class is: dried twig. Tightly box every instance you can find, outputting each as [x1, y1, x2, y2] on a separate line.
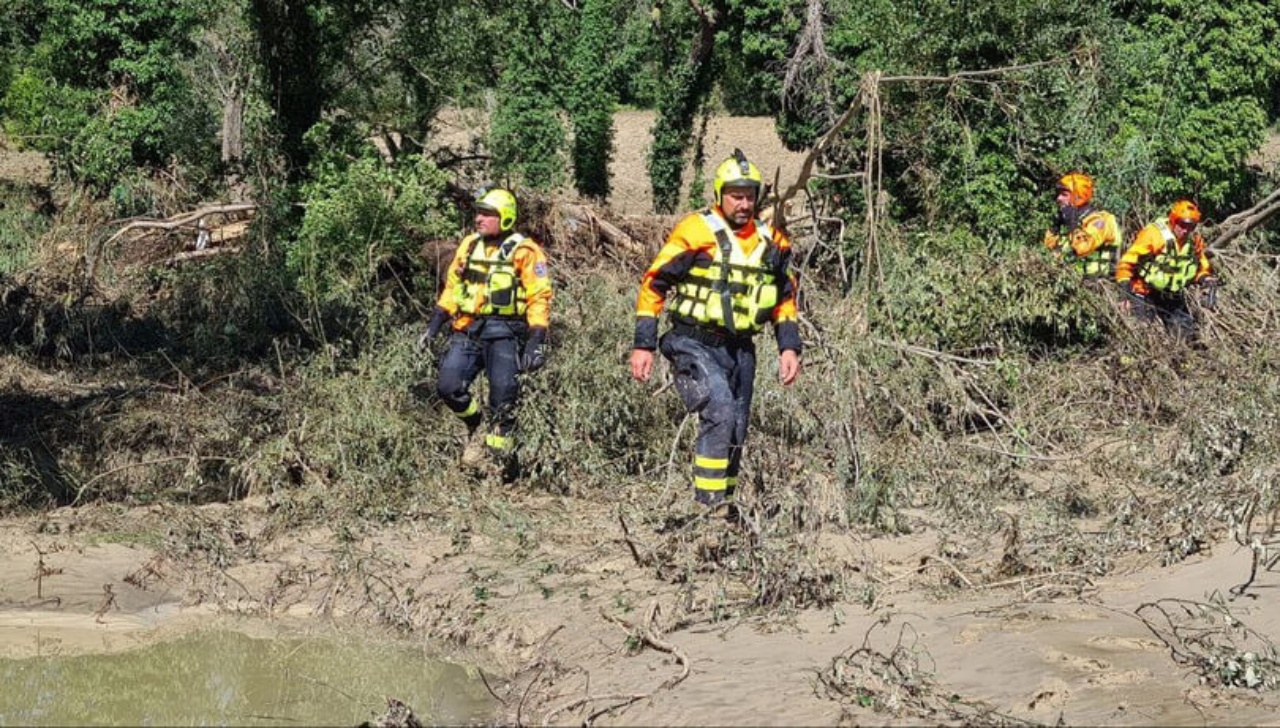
[545, 603, 693, 724]
[94, 583, 119, 623]
[31, 541, 64, 599]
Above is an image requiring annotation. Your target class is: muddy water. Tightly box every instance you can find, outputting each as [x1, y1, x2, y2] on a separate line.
[0, 626, 497, 726]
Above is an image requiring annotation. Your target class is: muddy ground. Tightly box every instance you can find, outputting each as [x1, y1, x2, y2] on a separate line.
[3, 487, 1279, 726]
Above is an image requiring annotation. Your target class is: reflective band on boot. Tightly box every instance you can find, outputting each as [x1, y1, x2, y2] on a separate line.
[485, 433, 513, 454]
[454, 399, 480, 419]
[693, 454, 728, 493]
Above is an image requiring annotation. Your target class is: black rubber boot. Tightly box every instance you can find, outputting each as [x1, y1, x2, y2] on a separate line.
[462, 411, 483, 435]
[694, 488, 725, 507]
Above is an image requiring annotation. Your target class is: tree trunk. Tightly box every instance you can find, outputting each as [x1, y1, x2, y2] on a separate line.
[221, 80, 244, 165]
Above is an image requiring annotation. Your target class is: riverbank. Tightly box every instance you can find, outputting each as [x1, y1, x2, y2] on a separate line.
[3, 489, 1278, 726]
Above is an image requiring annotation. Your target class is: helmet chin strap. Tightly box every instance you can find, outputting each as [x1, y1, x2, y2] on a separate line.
[1056, 203, 1090, 232]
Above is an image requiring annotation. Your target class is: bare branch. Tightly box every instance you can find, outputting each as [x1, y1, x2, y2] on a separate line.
[1210, 187, 1280, 249]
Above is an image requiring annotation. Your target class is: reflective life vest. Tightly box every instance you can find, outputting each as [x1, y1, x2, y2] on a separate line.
[1071, 211, 1121, 278]
[452, 232, 529, 316]
[1136, 220, 1200, 293]
[668, 212, 784, 334]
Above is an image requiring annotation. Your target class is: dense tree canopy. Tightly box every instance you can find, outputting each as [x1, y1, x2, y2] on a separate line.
[1, 0, 1278, 271]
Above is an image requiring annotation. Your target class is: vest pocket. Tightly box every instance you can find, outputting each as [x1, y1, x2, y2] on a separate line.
[487, 271, 516, 310]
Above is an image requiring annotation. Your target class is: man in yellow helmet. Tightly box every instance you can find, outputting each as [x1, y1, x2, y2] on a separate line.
[629, 149, 802, 509]
[1115, 199, 1217, 338]
[420, 188, 553, 474]
[1043, 172, 1122, 278]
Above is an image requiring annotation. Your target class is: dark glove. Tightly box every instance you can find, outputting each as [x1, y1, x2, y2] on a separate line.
[520, 327, 548, 373]
[417, 307, 450, 353]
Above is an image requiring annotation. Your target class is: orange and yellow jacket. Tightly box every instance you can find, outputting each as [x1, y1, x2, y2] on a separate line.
[435, 231, 552, 332]
[1115, 220, 1210, 296]
[633, 207, 801, 353]
[1043, 208, 1122, 277]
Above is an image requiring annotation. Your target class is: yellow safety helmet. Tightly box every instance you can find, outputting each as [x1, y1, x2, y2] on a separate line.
[476, 188, 518, 232]
[1168, 199, 1201, 229]
[713, 149, 763, 208]
[1056, 172, 1094, 208]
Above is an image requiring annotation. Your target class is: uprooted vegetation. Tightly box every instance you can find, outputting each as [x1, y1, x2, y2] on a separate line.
[5, 172, 1280, 594]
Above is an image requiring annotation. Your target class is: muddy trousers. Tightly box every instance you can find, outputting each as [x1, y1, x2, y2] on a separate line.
[1125, 289, 1197, 342]
[660, 329, 756, 505]
[436, 333, 521, 454]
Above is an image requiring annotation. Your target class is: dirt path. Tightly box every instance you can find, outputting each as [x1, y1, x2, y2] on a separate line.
[3, 494, 1277, 726]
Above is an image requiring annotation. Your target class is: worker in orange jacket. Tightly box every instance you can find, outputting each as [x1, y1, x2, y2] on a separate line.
[1043, 172, 1122, 278]
[629, 149, 802, 509]
[1115, 199, 1217, 338]
[419, 188, 553, 473]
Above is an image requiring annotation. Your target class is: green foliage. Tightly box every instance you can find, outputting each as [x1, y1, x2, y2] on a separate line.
[248, 341, 440, 522]
[787, 0, 1280, 244]
[0, 448, 53, 512]
[0, 184, 49, 275]
[146, 251, 292, 365]
[610, 1, 665, 108]
[37, 0, 209, 90]
[1106, 1, 1280, 210]
[870, 231, 1109, 352]
[490, 3, 570, 190]
[515, 272, 673, 492]
[566, 0, 618, 199]
[716, 0, 800, 117]
[1, 66, 94, 153]
[0, 0, 213, 191]
[246, 0, 327, 175]
[647, 0, 719, 213]
[288, 121, 456, 333]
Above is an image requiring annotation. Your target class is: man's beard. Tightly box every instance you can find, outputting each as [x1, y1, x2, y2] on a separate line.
[1056, 204, 1090, 231]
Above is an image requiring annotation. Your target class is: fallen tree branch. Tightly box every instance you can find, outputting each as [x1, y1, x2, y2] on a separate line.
[102, 203, 256, 249]
[558, 203, 648, 257]
[600, 599, 691, 687]
[1211, 187, 1280, 249]
[87, 203, 256, 285]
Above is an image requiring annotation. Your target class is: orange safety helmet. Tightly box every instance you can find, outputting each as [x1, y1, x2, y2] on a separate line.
[1056, 172, 1094, 207]
[1168, 199, 1201, 229]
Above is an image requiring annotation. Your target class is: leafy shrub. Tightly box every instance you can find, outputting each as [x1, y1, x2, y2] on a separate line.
[870, 230, 1110, 353]
[0, 184, 49, 275]
[516, 269, 674, 493]
[289, 123, 456, 336]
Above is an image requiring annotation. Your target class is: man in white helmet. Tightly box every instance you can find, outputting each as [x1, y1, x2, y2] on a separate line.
[420, 188, 553, 476]
[629, 149, 802, 509]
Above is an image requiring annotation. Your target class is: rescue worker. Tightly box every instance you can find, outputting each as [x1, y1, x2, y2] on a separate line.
[1043, 172, 1122, 278]
[629, 149, 802, 508]
[420, 188, 553, 472]
[1115, 199, 1218, 338]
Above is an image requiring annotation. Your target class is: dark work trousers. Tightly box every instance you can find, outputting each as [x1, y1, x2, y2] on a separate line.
[436, 326, 522, 438]
[1124, 288, 1197, 342]
[660, 329, 757, 502]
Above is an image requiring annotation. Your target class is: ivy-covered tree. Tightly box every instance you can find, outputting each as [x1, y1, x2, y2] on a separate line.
[490, 2, 570, 190]
[648, 0, 722, 213]
[567, 0, 619, 199]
